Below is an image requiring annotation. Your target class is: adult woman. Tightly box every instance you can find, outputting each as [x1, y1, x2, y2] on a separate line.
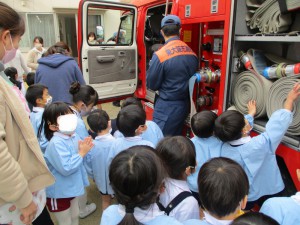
[27, 36, 46, 72]
[0, 2, 54, 225]
[35, 42, 86, 104]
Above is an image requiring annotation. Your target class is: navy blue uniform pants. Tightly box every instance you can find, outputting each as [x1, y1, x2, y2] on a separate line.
[153, 98, 189, 136]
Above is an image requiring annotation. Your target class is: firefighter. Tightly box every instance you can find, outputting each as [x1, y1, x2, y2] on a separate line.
[146, 15, 198, 136]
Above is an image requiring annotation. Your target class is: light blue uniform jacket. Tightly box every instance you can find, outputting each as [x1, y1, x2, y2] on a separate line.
[221, 109, 292, 201]
[183, 211, 232, 225]
[30, 107, 48, 153]
[106, 136, 154, 194]
[183, 220, 212, 225]
[100, 205, 183, 225]
[260, 194, 300, 225]
[44, 132, 89, 198]
[84, 133, 115, 194]
[73, 111, 89, 140]
[187, 136, 222, 192]
[114, 120, 164, 146]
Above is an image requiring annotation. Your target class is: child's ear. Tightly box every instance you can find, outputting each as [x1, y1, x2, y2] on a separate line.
[135, 124, 147, 134]
[36, 98, 43, 105]
[240, 195, 248, 210]
[48, 123, 59, 132]
[185, 166, 194, 176]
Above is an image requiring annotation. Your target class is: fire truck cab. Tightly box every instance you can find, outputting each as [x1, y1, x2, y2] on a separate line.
[78, 0, 300, 192]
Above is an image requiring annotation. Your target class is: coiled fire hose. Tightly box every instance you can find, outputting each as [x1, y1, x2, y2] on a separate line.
[245, 0, 300, 33]
[232, 71, 273, 118]
[266, 76, 300, 135]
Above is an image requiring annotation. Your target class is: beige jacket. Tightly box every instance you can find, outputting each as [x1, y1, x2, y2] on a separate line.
[27, 48, 45, 71]
[0, 69, 54, 209]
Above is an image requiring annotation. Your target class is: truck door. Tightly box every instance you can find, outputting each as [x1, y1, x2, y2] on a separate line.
[78, 0, 138, 100]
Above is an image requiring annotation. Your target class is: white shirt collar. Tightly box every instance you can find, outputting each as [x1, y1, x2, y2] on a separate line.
[32, 106, 44, 112]
[203, 211, 232, 225]
[165, 178, 191, 192]
[118, 204, 164, 223]
[95, 133, 115, 141]
[229, 136, 251, 146]
[53, 132, 75, 139]
[125, 136, 143, 141]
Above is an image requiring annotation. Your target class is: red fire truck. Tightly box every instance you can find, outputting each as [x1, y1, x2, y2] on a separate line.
[77, 0, 300, 193]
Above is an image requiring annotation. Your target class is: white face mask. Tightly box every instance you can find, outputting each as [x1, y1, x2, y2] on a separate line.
[57, 114, 78, 135]
[2, 33, 17, 64]
[46, 96, 52, 105]
[80, 104, 92, 117]
[34, 43, 42, 49]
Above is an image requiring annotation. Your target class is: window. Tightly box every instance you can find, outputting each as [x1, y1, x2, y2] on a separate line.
[87, 6, 134, 46]
[19, 13, 56, 51]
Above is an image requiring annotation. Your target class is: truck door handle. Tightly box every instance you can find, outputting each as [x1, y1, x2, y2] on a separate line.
[118, 51, 126, 56]
[96, 55, 115, 63]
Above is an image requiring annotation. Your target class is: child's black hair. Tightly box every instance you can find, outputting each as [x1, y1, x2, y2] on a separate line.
[214, 110, 245, 142]
[191, 110, 217, 138]
[198, 157, 249, 218]
[121, 97, 143, 109]
[116, 104, 146, 137]
[231, 212, 279, 225]
[25, 72, 35, 86]
[87, 109, 110, 133]
[109, 145, 165, 225]
[4, 67, 21, 90]
[69, 81, 98, 106]
[156, 136, 196, 179]
[25, 84, 47, 107]
[38, 102, 71, 141]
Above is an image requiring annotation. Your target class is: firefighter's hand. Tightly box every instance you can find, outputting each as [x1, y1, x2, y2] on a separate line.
[20, 201, 37, 225]
[78, 136, 94, 157]
[285, 83, 300, 111]
[247, 100, 256, 117]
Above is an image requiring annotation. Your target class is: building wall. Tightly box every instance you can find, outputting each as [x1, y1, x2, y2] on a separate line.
[2, 0, 121, 56]
[2, 0, 80, 12]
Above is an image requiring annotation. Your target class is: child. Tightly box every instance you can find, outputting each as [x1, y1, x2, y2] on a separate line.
[231, 212, 279, 225]
[259, 169, 300, 225]
[184, 157, 249, 225]
[106, 104, 155, 194]
[114, 97, 164, 146]
[4, 66, 22, 90]
[214, 83, 300, 209]
[100, 146, 182, 225]
[84, 109, 116, 211]
[69, 81, 98, 218]
[69, 81, 98, 140]
[25, 71, 35, 86]
[26, 84, 52, 153]
[40, 102, 94, 225]
[188, 110, 222, 202]
[156, 136, 199, 222]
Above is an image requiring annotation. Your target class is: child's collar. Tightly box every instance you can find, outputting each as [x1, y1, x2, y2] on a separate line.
[95, 133, 114, 141]
[229, 136, 251, 146]
[203, 211, 232, 225]
[54, 132, 76, 139]
[32, 106, 44, 112]
[125, 135, 143, 141]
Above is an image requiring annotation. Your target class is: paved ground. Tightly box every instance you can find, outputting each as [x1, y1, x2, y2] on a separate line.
[51, 102, 120, 225]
